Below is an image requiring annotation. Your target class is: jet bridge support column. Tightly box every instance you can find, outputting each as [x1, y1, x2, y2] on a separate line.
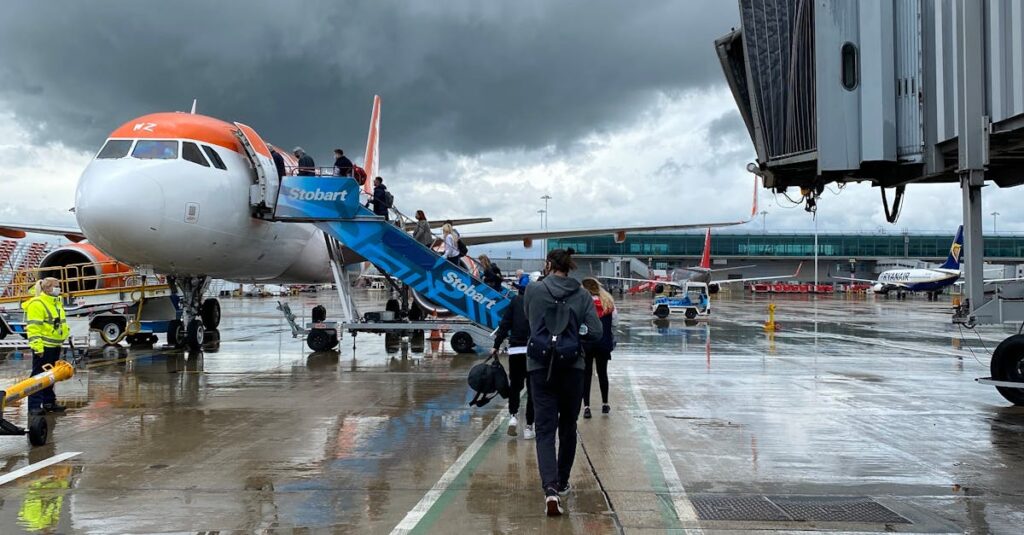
[953, 0, 992, 326]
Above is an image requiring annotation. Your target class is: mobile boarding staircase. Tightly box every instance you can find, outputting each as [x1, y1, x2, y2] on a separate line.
[266, 174, 511, 353]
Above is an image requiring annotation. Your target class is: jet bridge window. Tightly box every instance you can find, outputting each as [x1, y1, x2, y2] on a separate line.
[96, 139, 133, 159]
[841, 42, 859, 91]
[132, 140, 178, 159]
[202, 145, 227, 170]
[182, 142, 210, 167]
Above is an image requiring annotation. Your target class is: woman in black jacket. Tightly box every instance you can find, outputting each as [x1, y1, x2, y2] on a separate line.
[581, 277, 615, 419]
[478, 255, 503, 292]
[490, 290, 534, 439]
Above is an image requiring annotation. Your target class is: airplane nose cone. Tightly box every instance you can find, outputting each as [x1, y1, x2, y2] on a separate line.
[76, 166, 164, 260]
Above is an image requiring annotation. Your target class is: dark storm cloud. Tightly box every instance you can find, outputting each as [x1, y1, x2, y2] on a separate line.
[0, 0, 738, 162]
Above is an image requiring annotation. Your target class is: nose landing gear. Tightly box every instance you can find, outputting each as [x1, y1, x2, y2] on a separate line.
[168, 276, 216, 350]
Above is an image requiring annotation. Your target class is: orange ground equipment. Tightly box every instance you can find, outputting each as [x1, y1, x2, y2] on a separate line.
[0, 360, 75, 446]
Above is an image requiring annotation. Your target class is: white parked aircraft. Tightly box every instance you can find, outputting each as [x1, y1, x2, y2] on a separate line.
[835, 226, 964, 297]
[1, 97, 752, 349]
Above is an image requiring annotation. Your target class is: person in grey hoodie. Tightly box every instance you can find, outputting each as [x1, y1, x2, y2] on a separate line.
[523, 248, 602, 516]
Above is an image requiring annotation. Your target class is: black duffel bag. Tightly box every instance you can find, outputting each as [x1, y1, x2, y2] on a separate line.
[467, 354, 509, 407]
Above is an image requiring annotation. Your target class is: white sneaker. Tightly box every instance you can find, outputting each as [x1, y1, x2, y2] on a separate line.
[507, 415, 518, 436]
[545, 495, 563, 516]
[522, 424, 535, 440]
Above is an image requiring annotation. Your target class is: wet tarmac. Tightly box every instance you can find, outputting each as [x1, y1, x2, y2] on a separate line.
[0, 289, 1022, 533]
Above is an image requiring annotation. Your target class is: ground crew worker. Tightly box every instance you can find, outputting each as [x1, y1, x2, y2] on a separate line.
[22, 277, 69, 414]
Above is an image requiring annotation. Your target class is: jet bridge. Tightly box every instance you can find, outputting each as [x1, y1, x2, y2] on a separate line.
[271, 175, 510, 350]
[717, 0, 1024, 405]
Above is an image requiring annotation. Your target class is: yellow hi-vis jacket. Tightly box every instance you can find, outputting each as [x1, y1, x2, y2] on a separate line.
[22, 292, 69, 353]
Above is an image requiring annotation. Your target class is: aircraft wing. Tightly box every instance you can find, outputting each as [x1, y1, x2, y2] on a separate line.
[983, 276, 1024, 283]
[687, 264, 756, 273]
[597, 275, 683, 287]
[460, 220, 747, 247]
[0, 222, 86, 242]
[711, 262, 803, 286]
[402, 217, 492, 232]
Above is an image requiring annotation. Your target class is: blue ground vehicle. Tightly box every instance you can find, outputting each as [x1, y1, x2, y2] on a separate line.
[651, 282, 711, 320]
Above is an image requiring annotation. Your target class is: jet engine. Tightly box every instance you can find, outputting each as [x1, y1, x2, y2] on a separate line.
[37, 243, 134, 292]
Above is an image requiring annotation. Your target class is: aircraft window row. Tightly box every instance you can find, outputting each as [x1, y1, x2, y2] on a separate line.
[202, 145, 227, 170]
[96, 139, 133, 159]
[94, 138, 229, 170]
[132, 140, 179, 160]
[182, 142, 210, 167]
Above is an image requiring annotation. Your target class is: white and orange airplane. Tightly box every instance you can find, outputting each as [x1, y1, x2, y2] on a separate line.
[1, 96, 752, 349]
[603, 228, 801, 295]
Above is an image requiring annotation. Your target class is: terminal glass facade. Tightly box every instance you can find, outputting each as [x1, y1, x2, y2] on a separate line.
[548, 233, 1024, 260]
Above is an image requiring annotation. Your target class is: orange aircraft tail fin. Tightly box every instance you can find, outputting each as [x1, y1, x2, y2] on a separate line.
[362, 95, 381, 194]
[699, 228, 712, 269]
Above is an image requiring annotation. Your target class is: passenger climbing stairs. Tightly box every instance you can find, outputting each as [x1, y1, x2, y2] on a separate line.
[271, 176, 511, 331]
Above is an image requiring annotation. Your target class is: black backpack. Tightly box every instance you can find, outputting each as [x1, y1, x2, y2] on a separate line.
[527, 283, 585, 379]
[383, 190, 394, 208]
[456, 238, 469, 257]
[467, 354, 509, 407]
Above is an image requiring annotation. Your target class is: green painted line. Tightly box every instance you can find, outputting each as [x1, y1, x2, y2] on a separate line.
[622, 373, 684, 532]
[408, 412, 508, 535]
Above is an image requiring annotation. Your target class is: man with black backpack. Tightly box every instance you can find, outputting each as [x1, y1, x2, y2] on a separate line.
[523, 248, 602, 516]
[369, 176, 392, 220]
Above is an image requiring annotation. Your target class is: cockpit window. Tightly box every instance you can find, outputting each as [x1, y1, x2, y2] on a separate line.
[202, 145, 227, 170]
[182, 142, 210, 167]
[96, 139, 133, 159]
[132, 140, 178, 159]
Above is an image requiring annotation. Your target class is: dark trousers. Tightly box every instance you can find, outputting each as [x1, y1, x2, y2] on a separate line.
[530, 367, 584, 491]
[507, 354, 534, 424]
[28, 346, 60, 411]
[583, 349, 610, 407]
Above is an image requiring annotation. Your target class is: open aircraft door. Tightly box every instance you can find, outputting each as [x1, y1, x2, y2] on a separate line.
[233, 122, 279, 218]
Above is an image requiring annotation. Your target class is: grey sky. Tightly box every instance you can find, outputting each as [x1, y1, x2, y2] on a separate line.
[0, 1, 740, 159]
[1, 1, 1020, 240]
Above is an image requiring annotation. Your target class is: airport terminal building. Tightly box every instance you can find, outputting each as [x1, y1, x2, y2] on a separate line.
[549, 231, 1024, 282]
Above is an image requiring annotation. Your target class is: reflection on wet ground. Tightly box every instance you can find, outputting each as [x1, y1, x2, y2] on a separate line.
[0, 290, 1022, 533]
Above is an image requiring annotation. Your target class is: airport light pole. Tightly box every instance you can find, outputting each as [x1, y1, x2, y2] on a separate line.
[541, 194, 551, 256]
[813, 214, 818, 289]
[538, 209, 547, 258]
[760, 210, 768, 234]
[991, 211, 1000, 234]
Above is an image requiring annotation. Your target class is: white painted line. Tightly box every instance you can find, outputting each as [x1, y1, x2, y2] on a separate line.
[390, 412, 505, 534]
[0, 451, 82, 486]
[629, 370, 703, 533]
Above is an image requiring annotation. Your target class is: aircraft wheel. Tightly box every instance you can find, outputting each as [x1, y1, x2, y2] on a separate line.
[708, 284, 720, 294]
[0, 321, 8, 340]
[186, 319, 205, 351]
[451, 331, 475, 354]
[28, 416, 48, 447]
[991, 335, 1024, 406]
[684, 308, 698, 320]
[384, 332, 401, 352]
[408, 304, 424, 322]
[168, 320, 186, 348]
[311, 305, 327, 323]
[410, 330, 425, 352]
[201, 299, 221, 329]
[653, 304, 670, 319]
[96, 317, 127, 345]
[306, 328, 333, 351]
